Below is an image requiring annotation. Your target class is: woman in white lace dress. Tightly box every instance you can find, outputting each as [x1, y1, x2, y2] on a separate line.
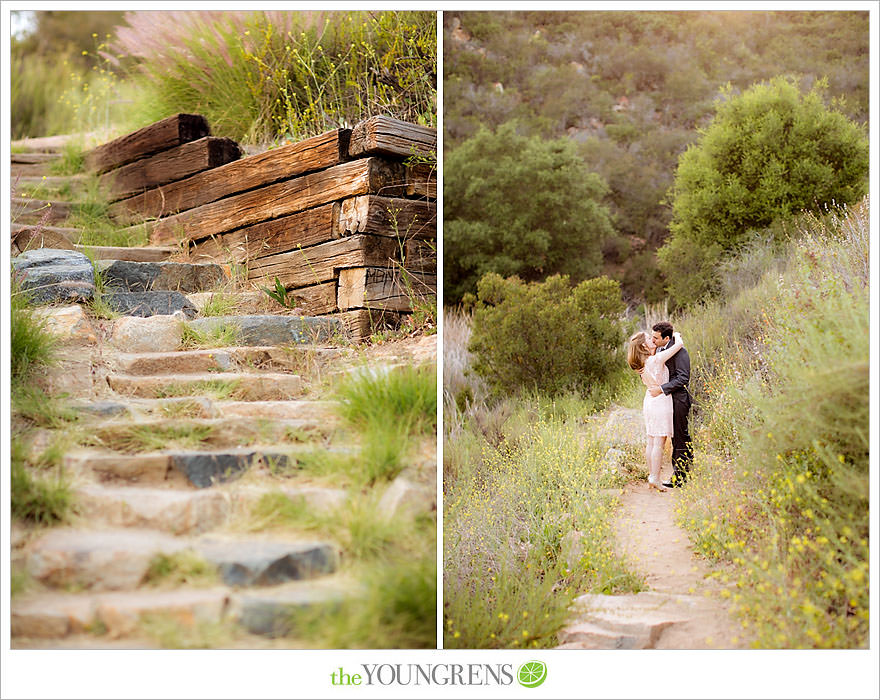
[626, 331, 684, 491]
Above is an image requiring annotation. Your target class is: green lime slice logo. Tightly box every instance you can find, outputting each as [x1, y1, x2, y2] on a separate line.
[517, 661, 547, 688]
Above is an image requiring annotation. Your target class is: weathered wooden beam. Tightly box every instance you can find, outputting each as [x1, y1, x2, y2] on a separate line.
[189, 204, 337, 263]
[144, 157, 405, 245]
[84, 114, 210, 175]
[337, 266, 437, 311]
[244, 280, 338, 316]
[101, 137, 241, 201]
[335, 308, 403, 341]
[246, 235, 399, 289]
[403, 239, 436, 273]
[336, 196, 436, 240]
[406, 163, 436, 199]
[108, 129, 351, 223]
[348, 116, 436, 160]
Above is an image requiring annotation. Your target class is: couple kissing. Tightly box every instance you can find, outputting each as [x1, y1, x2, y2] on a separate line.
[627, 322, 693, 492]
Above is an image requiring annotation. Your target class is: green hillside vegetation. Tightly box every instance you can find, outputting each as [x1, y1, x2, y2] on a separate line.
[444, 10, 868, 304]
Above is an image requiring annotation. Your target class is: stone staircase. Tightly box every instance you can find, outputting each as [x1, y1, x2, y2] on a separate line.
[10, 140, 436, 648]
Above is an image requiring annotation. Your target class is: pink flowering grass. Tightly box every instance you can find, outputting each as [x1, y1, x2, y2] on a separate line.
[109, 10, 436, 143]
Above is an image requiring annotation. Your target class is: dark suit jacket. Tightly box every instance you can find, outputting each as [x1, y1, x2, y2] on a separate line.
[660, 336, 691, 404]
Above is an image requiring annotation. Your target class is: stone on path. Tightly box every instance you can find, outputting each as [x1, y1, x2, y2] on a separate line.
[97, 260, 226, 293]
[76, 485, 233, 535]
[378, 474, 435, 518]
[110, 314, 185, 352]
[171, 450, 293, 488]
[195, 538, 338, 587]
[12, 248, 95, 304]
[26, 528, 188, 591]
[33, 305, 97, 344]
[105, 290, 198, 318]
[232, 581, 348, 637]
[107, 372, 303, 401]
[188, 315, 344, 346]
[557, 592, 694, 650]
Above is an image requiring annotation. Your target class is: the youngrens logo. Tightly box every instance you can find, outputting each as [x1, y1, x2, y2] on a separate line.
[330, 662, 547, 688]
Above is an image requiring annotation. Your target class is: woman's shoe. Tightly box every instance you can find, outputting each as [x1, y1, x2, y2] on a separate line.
[648, 476, 667, 492]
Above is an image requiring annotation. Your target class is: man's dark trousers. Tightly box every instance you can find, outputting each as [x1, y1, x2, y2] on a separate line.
[660, 336, 693, 485]
[671, 394, 693, 484]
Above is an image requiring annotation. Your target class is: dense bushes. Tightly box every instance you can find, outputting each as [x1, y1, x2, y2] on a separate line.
[445, 124, 615, 303]
[659, 78, 869, 303]
[468, 273, 627, 398]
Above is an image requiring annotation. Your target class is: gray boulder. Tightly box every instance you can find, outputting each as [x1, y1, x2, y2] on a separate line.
[188, 315, 344, 345]
[12, 248, 94, 304]
[105, 291, 197, 318]
[97, 260, 226, 293]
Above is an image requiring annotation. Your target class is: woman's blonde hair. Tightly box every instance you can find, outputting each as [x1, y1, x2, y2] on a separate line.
[627, 331, 651, 371]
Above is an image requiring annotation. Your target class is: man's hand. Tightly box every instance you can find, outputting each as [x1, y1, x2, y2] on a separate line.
[649, 386, 663, 397]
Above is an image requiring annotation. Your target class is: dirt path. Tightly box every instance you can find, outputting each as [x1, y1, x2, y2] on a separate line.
[613, 467, 749, 649]
[559, 407, 751, 649]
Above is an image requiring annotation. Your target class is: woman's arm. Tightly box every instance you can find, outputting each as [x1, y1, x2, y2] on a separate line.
[654, 332, 684, 364]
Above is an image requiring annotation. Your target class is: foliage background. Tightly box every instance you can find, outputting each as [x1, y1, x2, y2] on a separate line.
[443, 10, 869, 304]
[11, 10, 436, 144]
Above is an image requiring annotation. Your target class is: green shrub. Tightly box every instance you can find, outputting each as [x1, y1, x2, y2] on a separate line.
[660, 76, 868, 304]
[444, 122, 616, 303]
[468, 273, 626, 397]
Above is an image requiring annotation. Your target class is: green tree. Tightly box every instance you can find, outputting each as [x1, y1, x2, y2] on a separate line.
[660, 76, 868, 302]
[469, 273, 626, 397]
[444, 122, 616, 304]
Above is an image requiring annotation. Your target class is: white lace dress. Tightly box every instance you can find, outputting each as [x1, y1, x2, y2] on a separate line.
[642, 354, 674, 437]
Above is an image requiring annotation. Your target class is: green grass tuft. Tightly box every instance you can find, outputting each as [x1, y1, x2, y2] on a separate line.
[179, 322, 241, 350]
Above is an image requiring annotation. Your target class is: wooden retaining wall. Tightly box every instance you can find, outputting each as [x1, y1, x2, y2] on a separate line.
[92, 114, 436, 339]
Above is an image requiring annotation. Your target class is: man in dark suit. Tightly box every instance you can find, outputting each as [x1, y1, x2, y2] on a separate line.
[648, 321, 693, 487]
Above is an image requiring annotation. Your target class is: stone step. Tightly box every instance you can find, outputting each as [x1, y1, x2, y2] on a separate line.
[11, 161, 52, 177]
[11, 576, 351, 641]
[13, 174, 88, 199]
[78, 245, 176, 262]
[188, 315, 344, 346]
[12, 224, 174, 262]
[196, 536, 338, 587]
[11, 222, 78, 242]
[23, 528, 339, 592]
[105, 290, 198, 318]
[12, 152, 62, 164]
[556, 592, 697, 650]
[12, 587, 231, 639]
[82, 415, 330, 452]
[111, 347, 299, 376]
[12, 248, 95, 304]
[107, 372, 303, 400]
[75, 483, 347, 535]
[233, 579, 351, 637]
[12, 197, 73, 224]
[66, 447, 297, 487]
[96, 259, 227, 293]
[68, 397, 338, 426]
[214, 400, 339, 423]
